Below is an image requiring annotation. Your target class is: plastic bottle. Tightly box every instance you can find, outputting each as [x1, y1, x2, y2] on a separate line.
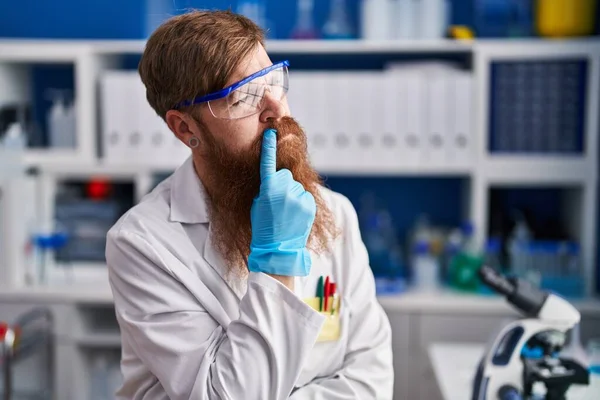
[64, 99, 77, 148]
[291, 0, 319, 39]
[359, 192, 405, 282]
[364, 211, 396, 276]
[1, 122, 26, 172]
[412, 240, 440, 291]
[443, 228, 462, 284]
[1, 121, 26, 148]
[362, 213, 389, 277]
[508, 212, 532, 278]
[419, 0, 450, 39]
[31, 222, 70, 285]
[460, 222, 478, 255]
[484, 237, 502, 271]
[394, 0, 417, 39]
[322, 0, 355, 39]
[378, 210, 404, 278]
[359, 192, 386, 276]
[410, 214, 432, 249]
[449, 222, 483, 292]
[47, 93, 75, 149]
[0, 122, 27, 288]
[361, 0, 393, 40]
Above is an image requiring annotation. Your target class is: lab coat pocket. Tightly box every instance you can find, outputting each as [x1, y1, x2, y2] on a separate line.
[296, 297, 349, 388]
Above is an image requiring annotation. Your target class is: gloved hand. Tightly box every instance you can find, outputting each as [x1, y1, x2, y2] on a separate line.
[247, 129, 316, 276]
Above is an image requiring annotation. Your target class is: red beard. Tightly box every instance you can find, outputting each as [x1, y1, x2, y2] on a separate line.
[201, 116, 338, 273]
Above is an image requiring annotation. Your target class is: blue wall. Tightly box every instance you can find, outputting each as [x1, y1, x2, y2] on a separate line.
[0, 0, 147, 39]
[1, 1, 598, 40]
[0, 0, 472, 40]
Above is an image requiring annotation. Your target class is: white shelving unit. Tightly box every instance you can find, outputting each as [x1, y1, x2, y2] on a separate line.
[472, 40, 600, 296]
[1, 38, 599, 400]
[0, 38, 598, 293]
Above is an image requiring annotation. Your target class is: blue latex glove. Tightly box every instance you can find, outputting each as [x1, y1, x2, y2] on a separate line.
[247, 129, 316, 276]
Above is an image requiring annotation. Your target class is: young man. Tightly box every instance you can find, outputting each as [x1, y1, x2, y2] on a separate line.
[106, 9, 393, 400]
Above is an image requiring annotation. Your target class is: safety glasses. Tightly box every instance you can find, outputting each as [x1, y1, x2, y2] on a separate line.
[174, 60, 290, 120]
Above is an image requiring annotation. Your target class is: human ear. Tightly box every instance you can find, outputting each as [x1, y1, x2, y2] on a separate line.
[165, 109, 204, 149]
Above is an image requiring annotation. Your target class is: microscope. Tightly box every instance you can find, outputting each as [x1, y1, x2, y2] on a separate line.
[471, 266, 590, 400]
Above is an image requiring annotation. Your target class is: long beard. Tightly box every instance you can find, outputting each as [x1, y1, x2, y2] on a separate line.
[201, 116, 338, 275]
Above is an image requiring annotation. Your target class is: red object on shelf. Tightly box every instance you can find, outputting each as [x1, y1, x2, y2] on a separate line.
[0, 322, 8, 340]
[87, 178, 112, 200]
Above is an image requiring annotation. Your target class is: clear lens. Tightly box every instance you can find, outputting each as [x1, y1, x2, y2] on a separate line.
[208, 66, 288, 119]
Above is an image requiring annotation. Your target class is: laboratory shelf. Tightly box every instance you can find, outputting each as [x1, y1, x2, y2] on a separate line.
[377, 289, 600, 315]
[6, 38, 597, 57]
[481, 156, 595, 186]
[0, 283, 114, 304]
[266, 39, 473, 54]
[4, 38, 598, 58]
[2, 279, 600, 315]
[317, 162, 473, 177]
[74, 333, 122, 348]
[0, 40, 89, 62]
[472, 38, 600, 57]
[29, 161, 166, 178]
[26, 157, 474, 178]
[3, 38, 472, 56]
[23, 150, 87, 169]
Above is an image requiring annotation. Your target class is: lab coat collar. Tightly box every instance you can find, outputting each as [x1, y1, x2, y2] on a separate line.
[169, 155, 311, 300]
[170, 156, 210, 224]
[170, 156, 248, 300]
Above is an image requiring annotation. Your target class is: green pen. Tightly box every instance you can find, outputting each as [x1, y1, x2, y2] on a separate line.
[316, 276, 324, 311]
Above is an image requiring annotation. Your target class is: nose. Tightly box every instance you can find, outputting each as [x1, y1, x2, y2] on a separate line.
[259, 90, 287, 123]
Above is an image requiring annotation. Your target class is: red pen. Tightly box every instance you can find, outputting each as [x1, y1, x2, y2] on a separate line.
[323, 276, 330, 312]
[329, 283, 337, 314]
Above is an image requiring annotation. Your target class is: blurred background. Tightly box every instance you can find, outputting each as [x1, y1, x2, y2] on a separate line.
[0, 1, 599, 399]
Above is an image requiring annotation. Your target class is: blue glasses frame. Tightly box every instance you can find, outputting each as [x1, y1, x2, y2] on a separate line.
[174, 60, 290, 109]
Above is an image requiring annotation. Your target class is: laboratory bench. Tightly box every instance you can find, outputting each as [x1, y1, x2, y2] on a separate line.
[1, 285, 600, 400]
[428, 343, 594, 400]
[381, 290, 600, 400]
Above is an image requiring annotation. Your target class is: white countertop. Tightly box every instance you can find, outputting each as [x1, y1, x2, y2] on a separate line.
[0, 282, 114, 304]
[1, 282, 600, 315]
[378, 290, 600, 315]
[428, 343, 591, 400]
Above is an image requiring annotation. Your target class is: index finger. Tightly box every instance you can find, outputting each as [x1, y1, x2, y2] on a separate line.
[260, 128, 277, 181]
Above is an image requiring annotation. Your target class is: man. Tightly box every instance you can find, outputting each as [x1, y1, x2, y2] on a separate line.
[106, 9, 393, 400]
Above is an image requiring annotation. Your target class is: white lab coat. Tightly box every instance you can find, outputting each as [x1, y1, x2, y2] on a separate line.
[106, 156, 394, 400]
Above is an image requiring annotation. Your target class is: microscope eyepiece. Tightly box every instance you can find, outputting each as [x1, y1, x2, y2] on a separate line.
[478, 265, 547, 317]
[478, 265, 515, 296]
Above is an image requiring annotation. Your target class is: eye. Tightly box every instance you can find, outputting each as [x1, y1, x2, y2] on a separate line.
[229, 92, 246, 107]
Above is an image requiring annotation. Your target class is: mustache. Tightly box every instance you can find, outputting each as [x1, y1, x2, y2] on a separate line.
[268, 116, 302, 140]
